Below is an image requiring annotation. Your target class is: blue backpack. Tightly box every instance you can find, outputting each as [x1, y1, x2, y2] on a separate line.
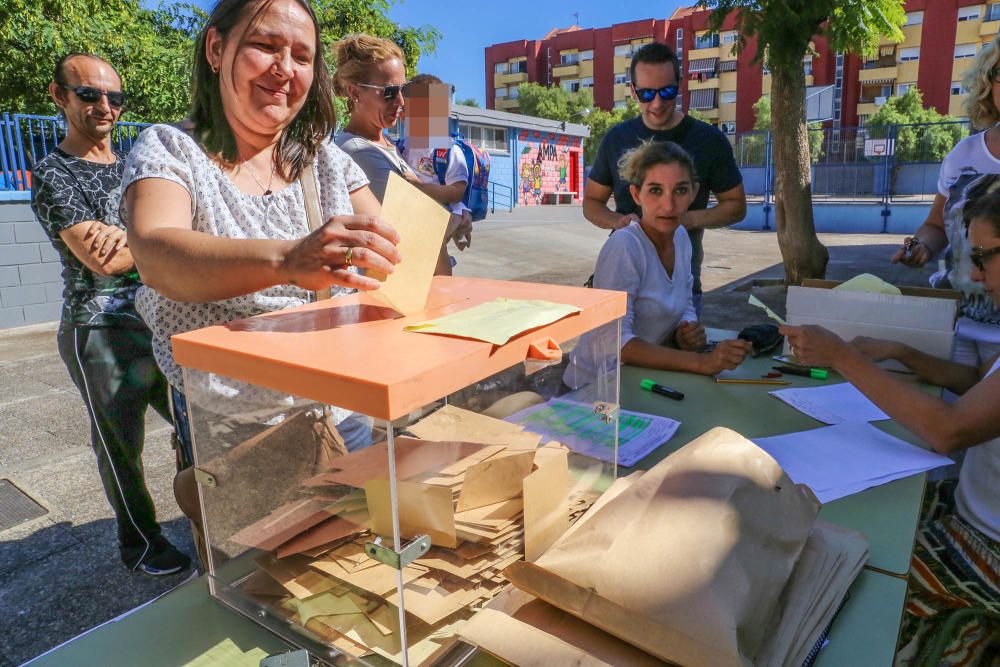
[432, 137, 491, 222]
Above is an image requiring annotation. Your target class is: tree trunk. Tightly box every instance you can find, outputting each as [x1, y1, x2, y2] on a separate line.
[770, 65, 828, 284]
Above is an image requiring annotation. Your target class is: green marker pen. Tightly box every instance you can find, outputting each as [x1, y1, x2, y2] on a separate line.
[640, 378, 684, 400]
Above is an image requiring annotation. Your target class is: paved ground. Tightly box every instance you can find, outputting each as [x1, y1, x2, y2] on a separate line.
[0, 204, 937, 665]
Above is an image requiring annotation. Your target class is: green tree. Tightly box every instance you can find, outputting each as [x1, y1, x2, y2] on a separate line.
[699, 0, 906, 284]
[0, 0, 439, 126]
[867, 87, 967, 162]
[455, 97, 480, 107]
[739, 95, 824, 166]
[581, 98, 639, 165]
[516, 82, 593, 121]
[0, 0, 201, 121]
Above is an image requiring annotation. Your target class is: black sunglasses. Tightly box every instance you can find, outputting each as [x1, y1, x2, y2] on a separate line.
[62, 84, 125, 109]
[357, 82, 410, 101]
[632, 84, 679, 103]
[970, 245, 1000, 271]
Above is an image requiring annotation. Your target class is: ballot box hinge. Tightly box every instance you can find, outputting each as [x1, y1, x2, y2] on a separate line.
[592, 401, 619, 424]
[364, 535, 432, 569]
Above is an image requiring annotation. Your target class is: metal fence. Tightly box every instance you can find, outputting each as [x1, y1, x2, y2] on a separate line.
[1, 113, 151, 191]
[733, 120, 970, 205]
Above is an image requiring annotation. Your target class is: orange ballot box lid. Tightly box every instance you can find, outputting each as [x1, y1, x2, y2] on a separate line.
[172, 276, 626, 421]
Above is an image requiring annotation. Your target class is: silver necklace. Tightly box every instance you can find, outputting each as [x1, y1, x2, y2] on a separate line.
[243, 160, 274, 196]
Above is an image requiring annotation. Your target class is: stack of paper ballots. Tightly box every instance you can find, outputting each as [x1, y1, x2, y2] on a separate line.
[225, 404, 598, 664]
[460, 427, 870, 667]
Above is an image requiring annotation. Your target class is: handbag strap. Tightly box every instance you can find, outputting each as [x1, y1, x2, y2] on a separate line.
[299, 162, 331, 301]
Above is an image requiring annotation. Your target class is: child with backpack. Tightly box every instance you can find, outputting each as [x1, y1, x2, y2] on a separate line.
[400, 74, 490, 274]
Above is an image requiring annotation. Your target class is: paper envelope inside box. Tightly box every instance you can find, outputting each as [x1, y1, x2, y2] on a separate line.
[784, 282, 959, 371]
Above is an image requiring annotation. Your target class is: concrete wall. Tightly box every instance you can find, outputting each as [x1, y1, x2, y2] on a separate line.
[0, 195, 63, 329]
[735, 201, 932, 234]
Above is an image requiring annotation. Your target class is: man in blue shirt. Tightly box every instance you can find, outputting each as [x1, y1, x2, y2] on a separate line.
[584, 42, 746, 312]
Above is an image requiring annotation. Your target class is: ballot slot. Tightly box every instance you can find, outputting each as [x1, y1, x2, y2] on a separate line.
[175, 283, 624, 666]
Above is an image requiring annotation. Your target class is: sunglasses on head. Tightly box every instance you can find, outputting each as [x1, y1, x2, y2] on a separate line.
[970, 245, 1000, 271]
[632, 84, 679, 103]
[357, 82, 410, 101]
[62, 84, 125, 109]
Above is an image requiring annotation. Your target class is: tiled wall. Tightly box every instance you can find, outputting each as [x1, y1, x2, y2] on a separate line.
[0, 198, 62, 329]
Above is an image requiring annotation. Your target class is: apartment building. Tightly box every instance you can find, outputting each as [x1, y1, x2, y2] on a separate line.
[484, 1, 1000, 134]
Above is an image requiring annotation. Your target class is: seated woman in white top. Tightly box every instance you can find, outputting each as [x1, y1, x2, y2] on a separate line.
[783, 188, 1000, 664]
[566, 141, 750, 388]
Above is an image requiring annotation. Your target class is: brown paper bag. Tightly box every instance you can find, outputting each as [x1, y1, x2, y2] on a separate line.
[508, 427, 820, 667]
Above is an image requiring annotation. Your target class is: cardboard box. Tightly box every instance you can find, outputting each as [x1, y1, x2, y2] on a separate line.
[784, 280, 960, 371]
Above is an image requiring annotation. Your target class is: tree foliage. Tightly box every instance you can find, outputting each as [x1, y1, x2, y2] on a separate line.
[698, 0, 906, 284]
[0, 0, 439, 125]
[515, 83, 640, 164]
[867, 87, 967, 162]
[455, 97, 480, 107]
[739, 96, 824, 165]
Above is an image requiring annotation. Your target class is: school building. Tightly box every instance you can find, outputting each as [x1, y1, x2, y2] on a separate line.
[449, 104, 589, 208]
[484, 1, 1000, 134]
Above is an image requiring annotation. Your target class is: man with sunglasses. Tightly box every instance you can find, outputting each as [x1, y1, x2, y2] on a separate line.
[31, 53, 188, 576]
[584, 42, 746, 314]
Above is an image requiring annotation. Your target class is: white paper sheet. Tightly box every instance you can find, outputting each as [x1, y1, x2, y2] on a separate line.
[769, 382, 890, 425]
[753, 421, 951, 503]
[505, 398, 680, 467]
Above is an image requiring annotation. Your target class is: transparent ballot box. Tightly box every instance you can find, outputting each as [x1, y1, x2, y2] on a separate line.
[172, 277, 625, 666]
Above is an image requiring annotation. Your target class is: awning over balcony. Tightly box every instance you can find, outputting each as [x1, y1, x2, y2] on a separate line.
[879, 44, 897, 57]
[719, 59, 738, 72]
[687, 57, 719, 74]
[861, 77, 896, 86]
[689, 88, 718, 110]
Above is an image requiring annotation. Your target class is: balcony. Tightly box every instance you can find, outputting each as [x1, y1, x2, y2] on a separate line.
[613, 83, 629, 101]
[857, 102, 880, 116]
[495, 71, 528, 86]
[553, 63, 580, 78]
[688, 76, 720, 90]
[901, 23, 922, 44]
[613, 56, 631, 73]
[956, 20, 981, 43]
[688, 46, 721, 60]
[496, 97, 520, 111]
[981, 19, 1000, 36]
[858, 65, 897, 83]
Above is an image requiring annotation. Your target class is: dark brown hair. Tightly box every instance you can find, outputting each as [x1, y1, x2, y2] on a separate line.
[190, 0, 336, 181]
[967, 186, 1000, 237]
[629, 42, 680, 88]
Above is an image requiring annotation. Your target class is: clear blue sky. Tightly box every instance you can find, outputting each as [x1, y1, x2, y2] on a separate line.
[175, 0, 688, 106]
[387, 0, 687, 105]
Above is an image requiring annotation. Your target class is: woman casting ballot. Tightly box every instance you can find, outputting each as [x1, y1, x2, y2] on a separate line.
[781, 188, 1000, 663]
[566, 140, 750, 388]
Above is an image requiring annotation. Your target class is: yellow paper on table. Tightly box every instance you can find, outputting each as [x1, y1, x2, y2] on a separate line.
[182, 638, 269, 666]
[748, 294, 787, 325]
[406, 298, 582, 345]
[833, 273, 902, 295]
[368, 171, 450, 315]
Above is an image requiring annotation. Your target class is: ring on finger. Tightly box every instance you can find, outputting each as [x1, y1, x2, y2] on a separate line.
[344, 246, 354, 267]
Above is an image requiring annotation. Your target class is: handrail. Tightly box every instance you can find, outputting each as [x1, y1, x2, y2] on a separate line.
[489, 181, 513, 213]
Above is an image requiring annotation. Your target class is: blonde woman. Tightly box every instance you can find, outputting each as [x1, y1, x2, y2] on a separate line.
[893, 34, 1000, 367]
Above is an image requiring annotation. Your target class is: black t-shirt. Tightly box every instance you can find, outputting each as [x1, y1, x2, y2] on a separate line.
[30, 148, 143, 329]
[589, 115, 743, 294]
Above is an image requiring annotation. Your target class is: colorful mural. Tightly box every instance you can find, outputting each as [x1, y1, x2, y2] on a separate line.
[516, 131, 583, 206]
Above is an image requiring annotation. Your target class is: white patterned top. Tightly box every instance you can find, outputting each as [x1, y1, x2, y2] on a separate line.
[121, 124, 368, 391]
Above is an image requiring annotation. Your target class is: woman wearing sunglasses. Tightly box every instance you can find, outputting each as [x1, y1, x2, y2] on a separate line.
[893, 34, 1000, 370]
[333, 34, 421, 201]
[783, 188, 1000, 665]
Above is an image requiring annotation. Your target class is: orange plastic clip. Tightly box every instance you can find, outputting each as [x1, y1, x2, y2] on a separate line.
[524, 337, 562, 375]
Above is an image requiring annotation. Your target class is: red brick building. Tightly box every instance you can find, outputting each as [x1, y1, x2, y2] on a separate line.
[485, 1, 1000, 134]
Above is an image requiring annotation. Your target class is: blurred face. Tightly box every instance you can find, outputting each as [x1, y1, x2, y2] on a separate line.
[632, 61, 678, 131]
[969, 217, 1000, 306]
[206, 0, 316, 142]
[630, 162, 697, 234]
[349, 58, 407, 131]
[50, 57, 123, 142]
